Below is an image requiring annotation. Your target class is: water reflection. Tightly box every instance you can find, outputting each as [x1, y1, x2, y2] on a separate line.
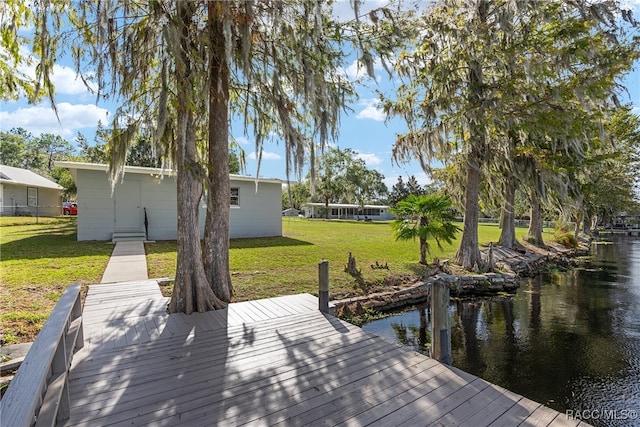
[387, 306, 431, 355]
[362, 238, 640, 427]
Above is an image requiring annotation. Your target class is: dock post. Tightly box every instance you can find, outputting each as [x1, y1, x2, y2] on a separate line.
[318, 260, 329, 313]
[431, 281, 452, 365]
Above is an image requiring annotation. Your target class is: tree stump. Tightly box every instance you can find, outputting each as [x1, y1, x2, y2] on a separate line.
[487, 242, 496, 273]
[345, 252, 361, 276]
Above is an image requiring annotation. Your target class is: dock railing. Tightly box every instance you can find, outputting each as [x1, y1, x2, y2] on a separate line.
[0, 284, 84, 427]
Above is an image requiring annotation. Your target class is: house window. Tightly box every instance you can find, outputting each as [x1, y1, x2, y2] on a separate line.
[27, 187, 38, 207]
[231, 187, 239, 206]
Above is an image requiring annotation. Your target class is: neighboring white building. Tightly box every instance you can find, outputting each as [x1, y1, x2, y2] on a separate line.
[0, 165, 63, 217]
[301, 202, 393, 220]
[57, 161, 283, 241]
[282, 208, 300, 217]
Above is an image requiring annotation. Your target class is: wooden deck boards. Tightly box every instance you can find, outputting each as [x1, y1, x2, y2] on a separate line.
[60, 280, 575, 426]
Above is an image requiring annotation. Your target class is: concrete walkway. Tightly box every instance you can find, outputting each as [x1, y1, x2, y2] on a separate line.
[1, 242, 148, 374]
[100, 241, 148, 283]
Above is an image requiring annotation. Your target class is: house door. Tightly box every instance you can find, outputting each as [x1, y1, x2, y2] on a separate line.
[115, 181, 142, 230]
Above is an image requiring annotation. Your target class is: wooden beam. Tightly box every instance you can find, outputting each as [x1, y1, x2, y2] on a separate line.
[318, 260, 329, 313]
[0, 284, 82, 427]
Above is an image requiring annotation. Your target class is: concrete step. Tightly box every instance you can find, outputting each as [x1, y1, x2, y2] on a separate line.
[112, 231, 146, 242]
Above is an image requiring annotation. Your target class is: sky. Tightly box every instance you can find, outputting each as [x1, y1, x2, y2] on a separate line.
[1, 0, 639, 190]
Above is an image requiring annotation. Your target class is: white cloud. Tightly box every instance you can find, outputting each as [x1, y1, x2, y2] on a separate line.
[356, 99, 386, 121]
[343, 59, 368, 81]
[620, 0, 640, 12]
[357, 105, 386, 121]
[355, 151, 383, 166]
[341, 57, 384, 82]
[413, 172, 433, 187]
[233, 135, 251, 146]
[383, 175, 399, 189]
[51, 64, 97, 95]
[11, 46, 97, 97]
[332, 0, 434, 22]
[248, 151, 281, 160]
[0, 102, 110, 138]
[331, 0, 389, 22]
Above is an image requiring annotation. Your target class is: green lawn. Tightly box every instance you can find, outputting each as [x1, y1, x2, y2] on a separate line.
[147, 217, 539, 301]
[2, 216, 546, 345]
[0, 217, 113, 344]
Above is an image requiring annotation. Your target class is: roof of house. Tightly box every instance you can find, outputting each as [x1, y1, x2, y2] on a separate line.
[55, 161, 283, 185]
[0, 165, 63, 190]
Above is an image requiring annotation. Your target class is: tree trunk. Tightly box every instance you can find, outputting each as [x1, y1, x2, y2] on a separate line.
[582, 216, 592, 235]
[527, 188, 544, 245]
[203, 1, 232, 304]
[498, 178, 517, 249]
[455, 155, 483, 270]
[170, 2, 226, 314]
[591, 215, 599, 232]
[419, 237, 427, 265]
[419, 216, 429, 265]
[456, 4, 487, 271]
[574, 212, 582, 240]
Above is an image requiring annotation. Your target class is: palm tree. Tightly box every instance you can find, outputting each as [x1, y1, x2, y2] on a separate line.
[390, 194, 460, 265]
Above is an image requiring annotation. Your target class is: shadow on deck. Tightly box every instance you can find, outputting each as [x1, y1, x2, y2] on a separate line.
[60, 280, 581, 426]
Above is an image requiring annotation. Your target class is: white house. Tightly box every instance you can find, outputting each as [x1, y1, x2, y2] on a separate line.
[282, 207, 300, 217]
[301, 202, 393, 220]
[0, 165, 63, 217]
[57, 161, 283, 241]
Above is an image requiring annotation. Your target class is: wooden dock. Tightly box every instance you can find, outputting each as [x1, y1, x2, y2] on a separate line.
[59, 280, 583, 426]
[594, 228, 640, 237]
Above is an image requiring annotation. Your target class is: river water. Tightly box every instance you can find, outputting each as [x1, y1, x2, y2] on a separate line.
[362, 237, 640, 426]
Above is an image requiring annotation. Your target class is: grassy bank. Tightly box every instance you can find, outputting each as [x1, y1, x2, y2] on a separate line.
[147, 217, 539, 301]
[2, 216, 546, 344]
[0, 217, 113, 344]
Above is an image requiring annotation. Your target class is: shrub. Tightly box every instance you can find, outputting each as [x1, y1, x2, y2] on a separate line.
[551, 219, 577, 248]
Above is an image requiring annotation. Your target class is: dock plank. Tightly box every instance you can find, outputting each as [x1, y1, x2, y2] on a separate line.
[76, 336, 392, 426]
[58, 282, 576, 427]
[255, 296, 299, 317]
[270, 358, 446, 427]
[488, 394, 542, 426]
[459, 387, 524, 426]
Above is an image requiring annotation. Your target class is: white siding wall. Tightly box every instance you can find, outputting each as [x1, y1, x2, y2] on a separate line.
[75, 168, 282, 241]
[142, 175, 181, 241]
[227, 180, 282, 238]
[0, 183, 61, 216]
[76, 170, 115, 240]
[1, 183, 26, 215]
[37, 188, 62, 216]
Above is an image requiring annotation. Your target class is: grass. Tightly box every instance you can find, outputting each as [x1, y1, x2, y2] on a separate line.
[2, 216, 550, 345]
[0, 216, 113, 344]
[147, 217, 540, 301]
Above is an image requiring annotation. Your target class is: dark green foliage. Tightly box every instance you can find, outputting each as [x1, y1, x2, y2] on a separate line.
[390, 193, 460, 265]
[311, 147, 387, 215]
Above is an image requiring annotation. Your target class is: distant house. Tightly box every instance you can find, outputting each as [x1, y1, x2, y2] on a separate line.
[282, 208, 300, 217]
[0, 165, 63, 217]
[57, 161, 283, 241]
[301, 202, 393, 220]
